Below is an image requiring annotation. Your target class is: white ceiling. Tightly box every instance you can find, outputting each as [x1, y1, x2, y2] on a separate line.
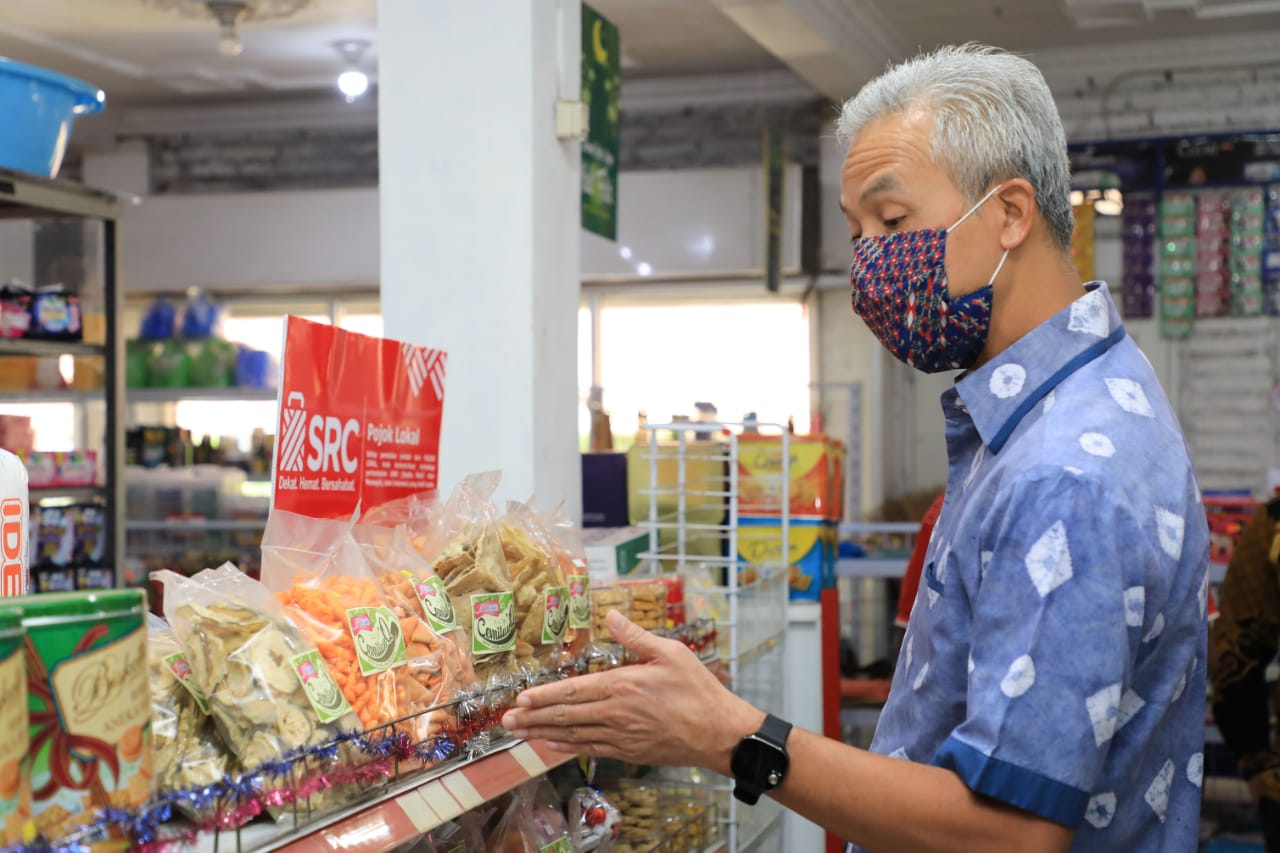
[0, 0, 376, 101]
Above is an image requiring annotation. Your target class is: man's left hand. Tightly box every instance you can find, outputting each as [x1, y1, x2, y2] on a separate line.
[502, 610, 764, 772]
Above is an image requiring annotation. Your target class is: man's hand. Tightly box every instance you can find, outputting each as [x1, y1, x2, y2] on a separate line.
[502, 610, 764, 773]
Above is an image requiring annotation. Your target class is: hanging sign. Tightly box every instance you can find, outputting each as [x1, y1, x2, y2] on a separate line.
[581, 3, 621, 240]
[272, 316, 447, 518]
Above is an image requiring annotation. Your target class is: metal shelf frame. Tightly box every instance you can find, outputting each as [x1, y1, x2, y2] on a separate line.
[0, 168, 127, 584]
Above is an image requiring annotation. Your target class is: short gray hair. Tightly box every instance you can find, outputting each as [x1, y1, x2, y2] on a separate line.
[836, 44, 1074, 252]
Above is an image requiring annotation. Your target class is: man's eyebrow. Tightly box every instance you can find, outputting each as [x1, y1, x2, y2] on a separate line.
[859, 173, 900, 205]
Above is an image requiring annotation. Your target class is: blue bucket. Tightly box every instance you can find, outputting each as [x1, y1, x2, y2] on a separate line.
[0, 58, 104, 178]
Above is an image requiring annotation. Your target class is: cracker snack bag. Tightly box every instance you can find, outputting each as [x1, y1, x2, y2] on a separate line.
[158, 564, 359, 816]
[499, 501, 569, 676]
[409, 472, 517, 687]
[147, 614, 232, 809]
[263, 510, 459, 746]
[541, 502, 593, 657]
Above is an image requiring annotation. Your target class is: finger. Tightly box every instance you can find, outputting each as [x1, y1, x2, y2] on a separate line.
[517, 671, 614, 709]
[519, 724, 615, 746]
[607, 609, 673, 662]
[502, 698, 607, 732]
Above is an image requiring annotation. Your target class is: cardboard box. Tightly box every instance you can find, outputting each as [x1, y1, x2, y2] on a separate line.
[583, 526, 650, 583]
[737, 517, 834, 601]
[737, 434, 837, 520]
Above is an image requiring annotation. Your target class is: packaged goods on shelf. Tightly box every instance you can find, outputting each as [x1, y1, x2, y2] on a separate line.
[542, 502, 593, 653]
[583, 526, 647, 581]
[498, 501, 570, 674]
[602, 777, 720, 852]
[736, 433, 846, 521]
[146, 614, 233, 812]
[407, 472, 518, 686]
[29, 503, 107, 593]
[18, 450, 96, 490]
[737, 517, 835, 601]
[0, 449, 29, 598]
[158, 564, 361, 817]
[487, 777, 573, 853]
[18, 590, 150, 842]
[262, 510, 461, 747]
[0, 608, 31, 846]
[614, 580, 667, 631]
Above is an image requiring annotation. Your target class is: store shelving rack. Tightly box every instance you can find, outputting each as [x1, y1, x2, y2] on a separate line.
[0, 168, 126, 582]
[636, 422, 790, 853]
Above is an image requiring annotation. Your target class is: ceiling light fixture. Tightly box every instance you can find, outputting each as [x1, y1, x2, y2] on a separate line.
[334, 39, 371, 103]
[138, 0, 312, 56]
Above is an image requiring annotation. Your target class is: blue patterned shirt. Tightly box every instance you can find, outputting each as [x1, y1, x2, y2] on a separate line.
[856, 284, 1208, 852]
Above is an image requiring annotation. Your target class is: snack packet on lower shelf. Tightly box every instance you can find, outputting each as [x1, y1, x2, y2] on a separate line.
[409, 472, 518, 687]
[263, 510, 459, 746]
[147, 614, 234, 813]
[500, 501, 570, 677]
[487, 777, 574, 853]
[157, 565, 361, 817]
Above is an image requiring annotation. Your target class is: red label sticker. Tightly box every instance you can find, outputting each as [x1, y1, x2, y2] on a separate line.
[273, 316, 447, 518]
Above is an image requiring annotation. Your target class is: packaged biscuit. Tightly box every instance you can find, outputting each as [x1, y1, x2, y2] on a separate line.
[158, 565, 360, 816]
[0, 607, 31, 846]
[410, 473, 517, 687]
[147, 614, 232, 807]
[499, 502, 569, 676]
[20, 590, 150, 841]
[263, 511, 459, 745]
[615, 581, 667, 631]
[487, 777, 573, 853]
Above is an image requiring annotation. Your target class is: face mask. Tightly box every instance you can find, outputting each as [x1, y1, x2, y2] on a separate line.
[850, 184, 1009, 373]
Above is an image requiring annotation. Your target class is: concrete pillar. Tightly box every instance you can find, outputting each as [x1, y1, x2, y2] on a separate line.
[378, 0, 583, 516]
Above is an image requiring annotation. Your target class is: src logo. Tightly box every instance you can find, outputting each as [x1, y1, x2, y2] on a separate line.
[279, 392, 360, 474]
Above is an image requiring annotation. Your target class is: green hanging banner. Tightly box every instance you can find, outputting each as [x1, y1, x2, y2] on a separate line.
[581, 3, 620, 240]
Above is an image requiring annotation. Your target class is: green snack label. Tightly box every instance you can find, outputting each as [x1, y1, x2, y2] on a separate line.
[414, 576, 459, 633]
[471, 592, 516, 656]
[290, 650, 352, 724]
[568, 573, 591, 630]
[540, 839, 573, 853]
[162, 651, 211, 715]
[346, 606, 408, 675]
[542, 586, 569, 644]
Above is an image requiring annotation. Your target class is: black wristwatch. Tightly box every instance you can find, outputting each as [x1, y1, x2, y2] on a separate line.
[730, 714, 792, 805]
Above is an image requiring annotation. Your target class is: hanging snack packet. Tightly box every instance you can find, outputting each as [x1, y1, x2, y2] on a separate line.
[568, 786, 621, 852]
[158, 565, 359, 816]
[541, 502, 593, 660]
[487, 777, 574, 853]
[499, 501, 570, 677]
[147, 614, 233, 811]
[409, 472, 517, 687]
[263, 511, 457, 745]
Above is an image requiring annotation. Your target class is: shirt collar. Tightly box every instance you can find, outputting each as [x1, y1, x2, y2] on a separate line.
[953, 282, 1126, 453]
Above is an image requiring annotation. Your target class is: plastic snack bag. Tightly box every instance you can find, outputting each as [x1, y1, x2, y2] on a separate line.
[542, 502, 593, 660]
[147, 614, 234, 811]
[409, 472, 518, 687]
[158, 565, 360, 817]
[499, 501, 570, 677]
[426, 815, 488, 852]
[487, 777, 574, 853]
[263, 510, 458, 745]
[568, 786, 621, 852]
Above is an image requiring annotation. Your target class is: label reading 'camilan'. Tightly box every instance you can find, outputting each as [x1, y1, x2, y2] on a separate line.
[345, 606, 408, 676]
[290, 650, 352, 724]
[162, 651, 210, 715]
[413, 575, 459, 633]
[471, 592, 516, 656]
[542, 586, 569, 644]
[568, 574, 591, 630]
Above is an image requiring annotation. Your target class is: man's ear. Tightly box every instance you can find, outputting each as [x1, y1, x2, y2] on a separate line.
[995, 178, 1037, 251]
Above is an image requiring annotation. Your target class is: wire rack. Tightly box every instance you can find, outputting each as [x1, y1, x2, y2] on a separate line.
[635, 422, 790, 852]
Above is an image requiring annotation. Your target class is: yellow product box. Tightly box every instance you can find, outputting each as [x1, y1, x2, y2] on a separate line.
[737, 435, 835, 521]
[737, 518, 834, 601]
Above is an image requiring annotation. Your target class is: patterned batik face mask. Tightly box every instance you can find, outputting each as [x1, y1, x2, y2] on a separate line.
[850, 183, 1009, 373]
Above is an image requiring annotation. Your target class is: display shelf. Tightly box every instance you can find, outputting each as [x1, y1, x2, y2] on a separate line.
[0, 387, 100, 404]
[0, 339, 106, 359]
[0, 166, 123, 220]
[835, 558, 908, 579]
[125, 518, 267, 532]
[29, 485, 105, 502]
[187, 740, 573, 853]
[128, 386, 280, 403]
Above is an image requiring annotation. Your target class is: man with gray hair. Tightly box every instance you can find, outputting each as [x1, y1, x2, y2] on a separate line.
[506, 44, 1207, 852]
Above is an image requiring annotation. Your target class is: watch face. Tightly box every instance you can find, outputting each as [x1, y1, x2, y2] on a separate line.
[731, 735, 789, 790]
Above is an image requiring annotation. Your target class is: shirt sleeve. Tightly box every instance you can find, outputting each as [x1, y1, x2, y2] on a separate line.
[931, 468, 1145, 827]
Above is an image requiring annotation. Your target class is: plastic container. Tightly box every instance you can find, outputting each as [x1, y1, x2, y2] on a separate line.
[0, 607, 31, 847]
[0, 59, 104, 178]
[19, 589, 149, 840]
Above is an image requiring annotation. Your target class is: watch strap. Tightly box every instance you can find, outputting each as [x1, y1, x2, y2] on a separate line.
[757, 714, 793, 751]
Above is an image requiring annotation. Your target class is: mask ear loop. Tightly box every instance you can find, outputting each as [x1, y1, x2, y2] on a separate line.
[987, 249, 1010, 287]
[946, 182, 1006, 234]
